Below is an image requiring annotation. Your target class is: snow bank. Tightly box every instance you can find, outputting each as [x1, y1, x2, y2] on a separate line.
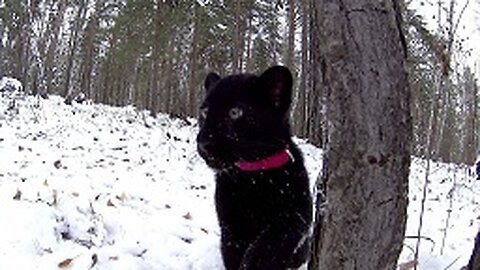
[0, 76, 23, 93]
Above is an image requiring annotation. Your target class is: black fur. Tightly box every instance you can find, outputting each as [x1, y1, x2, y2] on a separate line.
[197, 66, 312, 270]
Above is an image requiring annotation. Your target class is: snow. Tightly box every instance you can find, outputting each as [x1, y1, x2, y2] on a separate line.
[0, 77, 23, 93]
[0, 88, 478, 269]
[400, 159, 479, 269]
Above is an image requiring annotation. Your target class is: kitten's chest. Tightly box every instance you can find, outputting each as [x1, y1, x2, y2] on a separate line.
[216, 169, 300, 209]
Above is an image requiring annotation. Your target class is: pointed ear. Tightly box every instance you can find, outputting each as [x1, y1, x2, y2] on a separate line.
[259, 66, 293, 113]
[204, 72, 221, 91]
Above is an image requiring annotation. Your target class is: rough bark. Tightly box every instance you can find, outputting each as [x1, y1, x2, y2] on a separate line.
[310, 0, 411, 269]
[467, 230, 480, 270]
[295, 0, 308, 137]
[306, 0, 323, 147]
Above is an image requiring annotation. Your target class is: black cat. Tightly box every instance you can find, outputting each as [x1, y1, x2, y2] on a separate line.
[197, 66, 312, 270]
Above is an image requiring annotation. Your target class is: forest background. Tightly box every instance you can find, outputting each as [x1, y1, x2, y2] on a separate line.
[0, 0, 479, 165]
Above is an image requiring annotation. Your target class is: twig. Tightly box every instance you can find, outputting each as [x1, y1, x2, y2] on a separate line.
[405, 235, 436, 251]
[414, 156, 431, 270]
[451, 0, 470, 40]
[443, 256, 461, 270]
[440, 167, 456, 254]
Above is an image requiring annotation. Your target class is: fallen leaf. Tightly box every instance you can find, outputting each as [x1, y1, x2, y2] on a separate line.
[90, 253, 98, 269]
[183, 212, 192, 220]
[398, 260, 417, 270]
[58, 258, 74, 268]
[54, 160, 62, 169]
[13, 190, 22, 200]
[107, 199, 115, 207]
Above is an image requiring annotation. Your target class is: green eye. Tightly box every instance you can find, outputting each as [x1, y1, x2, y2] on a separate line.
[229, 107, 243, 120]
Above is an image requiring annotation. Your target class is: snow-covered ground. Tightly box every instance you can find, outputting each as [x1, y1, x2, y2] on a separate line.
[0, 85, 478, 269]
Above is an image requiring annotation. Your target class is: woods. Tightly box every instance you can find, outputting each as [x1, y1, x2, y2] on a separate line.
[0, 0, 478, 165]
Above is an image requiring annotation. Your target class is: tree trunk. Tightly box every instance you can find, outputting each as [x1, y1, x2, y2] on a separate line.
[187, 4, 199, 116]
[295, 0, 309, 137]
[463, 72, 478, 165]
[150, 1, 164, 116]
[80, 0, 103, 99]
[44, 0, 67, 96]
[310, 1, 411, 269]
[64, 1, 88, 98]
[0, 22, 4, 78]
[467, 230, 480, 270]
[233, 1, 245, 73]
[306, 0, 323, 147]
[14, 4, 30, 90]
[286, 0, 296, 70]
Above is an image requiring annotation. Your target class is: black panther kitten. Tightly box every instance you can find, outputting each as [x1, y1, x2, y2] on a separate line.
[197, 66, 312, 270]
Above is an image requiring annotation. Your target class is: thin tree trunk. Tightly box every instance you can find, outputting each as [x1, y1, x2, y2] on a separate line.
[295, 0, 308, 137]
[310, 1, 411, 269]
[473, 82, 478, 162]
[14, 5, 30, 89]
[187, 4, 199, 116]
[244, 15, 253, 72]
[233, 1, 243, 73]
[80, 0, 103, 99]
[44, 0, 67, 96]
[150, 1, 164, 116]
[286, 0, 296, 70]
[0, 23, 4, 78]
[64, 1, 89, 98]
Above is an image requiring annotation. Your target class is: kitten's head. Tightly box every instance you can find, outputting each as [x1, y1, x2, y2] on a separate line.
[196, 66, 293, 171]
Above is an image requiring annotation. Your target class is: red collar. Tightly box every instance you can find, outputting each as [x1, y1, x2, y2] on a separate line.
[234, 147, 293, 171]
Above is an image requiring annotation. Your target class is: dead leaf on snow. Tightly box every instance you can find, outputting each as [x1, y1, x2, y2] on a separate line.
[398, 260, 417, 270]
[54, 160, 62, 169]
[107, 199, 115, 207]
[13, 189, 22, 200]
[183, 212, 192, 220]
[58, 258, 74, 268]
